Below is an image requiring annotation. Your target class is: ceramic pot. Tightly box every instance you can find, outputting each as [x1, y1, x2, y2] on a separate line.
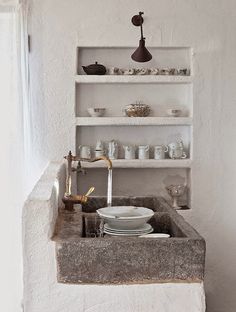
[82, 61, 106, 75]
[138, 145, 149, 159]
[123, 145, 136, 159]
[79, 145, 91, 158]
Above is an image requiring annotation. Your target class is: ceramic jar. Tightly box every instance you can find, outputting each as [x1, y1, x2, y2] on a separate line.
[79, 145, 91, 158]
[94, 149, 105, 157]
[108, 140, 118, 159]
[123, 145, 136, 159]
[168, 140, 187, 159]
[138, 145, 149, 159]
[94, 140, 105, 157]
[154, 145, 168, 160]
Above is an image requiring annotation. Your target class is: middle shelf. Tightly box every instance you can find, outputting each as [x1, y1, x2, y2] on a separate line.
[76, 117, 192, 126]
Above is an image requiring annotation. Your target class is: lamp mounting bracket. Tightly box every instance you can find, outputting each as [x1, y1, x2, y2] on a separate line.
[131, 12, 144, 27]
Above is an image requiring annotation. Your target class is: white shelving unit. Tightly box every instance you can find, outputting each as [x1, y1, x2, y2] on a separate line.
[75, 46, 193, 206]
[76, 117, 192, 126]
[75, 75, 193, 84]
[80, 159, 192, 169]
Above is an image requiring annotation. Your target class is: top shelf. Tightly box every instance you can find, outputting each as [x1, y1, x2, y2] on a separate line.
[75, 75, 193, 84]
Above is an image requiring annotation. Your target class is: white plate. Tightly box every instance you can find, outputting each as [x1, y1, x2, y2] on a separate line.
[104, 227, 153, 237]
[139, 233, 170, 238]
[104, 223, 152, 233]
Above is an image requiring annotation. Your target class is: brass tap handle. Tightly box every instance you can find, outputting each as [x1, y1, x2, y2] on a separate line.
[85, 186, 95, 197]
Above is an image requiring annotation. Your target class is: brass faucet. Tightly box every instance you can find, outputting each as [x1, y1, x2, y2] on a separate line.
[62, 151, 112, 211]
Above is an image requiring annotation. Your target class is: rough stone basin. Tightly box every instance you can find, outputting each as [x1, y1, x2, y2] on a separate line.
[52, 196, 205, 284]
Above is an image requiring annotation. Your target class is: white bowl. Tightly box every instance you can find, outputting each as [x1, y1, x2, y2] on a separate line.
[97, 206, 154, 230]
[166, 108, 182, 117]
[87, 108, 106, 117]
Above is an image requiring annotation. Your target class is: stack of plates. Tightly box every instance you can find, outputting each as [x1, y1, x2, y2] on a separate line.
[104, 223, 153, 236]
[97, 206, 154, 237]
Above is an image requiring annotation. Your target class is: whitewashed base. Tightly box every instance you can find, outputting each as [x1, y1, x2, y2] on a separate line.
[23, 162, 205, 312]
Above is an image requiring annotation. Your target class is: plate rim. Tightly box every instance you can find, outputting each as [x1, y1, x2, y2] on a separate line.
[104, 227, 153, 236]
[104, 223, 152, 233]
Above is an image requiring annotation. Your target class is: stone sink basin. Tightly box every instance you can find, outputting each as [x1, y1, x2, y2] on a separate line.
[52, 196, 205, 284]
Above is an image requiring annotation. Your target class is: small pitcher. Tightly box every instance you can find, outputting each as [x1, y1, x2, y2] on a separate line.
[154, 145, 168, 160]
[138, 145, 149, 159]
[123, 145, 136, 159]
[79, 145, 91, 159]
[108, 140, 118, 159]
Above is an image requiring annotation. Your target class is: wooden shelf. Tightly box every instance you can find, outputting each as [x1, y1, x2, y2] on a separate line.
[75, 75, 193, 84]
[76, 117, 192, 126]
[81, 159, 192, 169]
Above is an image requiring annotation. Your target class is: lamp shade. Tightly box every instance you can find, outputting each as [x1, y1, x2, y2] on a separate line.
[131, 38, 152, 63]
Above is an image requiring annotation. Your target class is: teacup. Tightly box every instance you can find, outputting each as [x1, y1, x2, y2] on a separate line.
[108, 67, 119, 75]
[150, 68, 159, 75]
[136, 68, 149, 75]
[123, 68, 135, 75]
[160, 68, 170, 75]
[169, 68, 178, 75]
[178, 68, 189, 76]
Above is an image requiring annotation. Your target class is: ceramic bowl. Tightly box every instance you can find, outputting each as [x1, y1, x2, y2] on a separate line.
[97, 206, 154, 230]
[166, 108, 182, 117]
[87, 108, 106, 117]
[124, 104, 151, 117]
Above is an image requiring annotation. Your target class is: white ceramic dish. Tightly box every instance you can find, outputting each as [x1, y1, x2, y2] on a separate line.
[97, 206, 154, 230]
[104, 224, 153, 237]
[87, 107, 106, 117]
[104, 223, 152, 233]
[139, 233, 170, 238]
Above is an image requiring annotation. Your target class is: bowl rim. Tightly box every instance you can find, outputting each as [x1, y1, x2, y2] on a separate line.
[97, 206, 154, 220]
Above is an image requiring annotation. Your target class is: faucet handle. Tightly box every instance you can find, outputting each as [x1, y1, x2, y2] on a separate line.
[85, 186, 95, 197]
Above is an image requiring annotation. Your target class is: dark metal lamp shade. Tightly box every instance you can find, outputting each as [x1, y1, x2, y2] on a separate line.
[131, 12, 152, 63]
[131, 38, 152, 62]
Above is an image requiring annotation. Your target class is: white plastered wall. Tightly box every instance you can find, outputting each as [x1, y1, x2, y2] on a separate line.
[27, 1, 236, 312]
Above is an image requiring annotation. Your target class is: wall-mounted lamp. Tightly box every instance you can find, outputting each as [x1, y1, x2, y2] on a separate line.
[131, 12, 152, 63]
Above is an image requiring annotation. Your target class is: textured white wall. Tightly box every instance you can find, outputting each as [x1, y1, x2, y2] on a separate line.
[28, 1, 236, 312]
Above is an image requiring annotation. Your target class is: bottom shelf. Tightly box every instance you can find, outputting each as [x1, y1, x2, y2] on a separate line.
[81, 159, 192, 169]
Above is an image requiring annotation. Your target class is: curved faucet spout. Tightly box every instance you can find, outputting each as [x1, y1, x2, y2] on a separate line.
[89, 156, 112, 170]
[63, 151, 113, 210]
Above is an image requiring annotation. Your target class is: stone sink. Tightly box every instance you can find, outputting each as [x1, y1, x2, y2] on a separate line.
[52, 196, 205, 284]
